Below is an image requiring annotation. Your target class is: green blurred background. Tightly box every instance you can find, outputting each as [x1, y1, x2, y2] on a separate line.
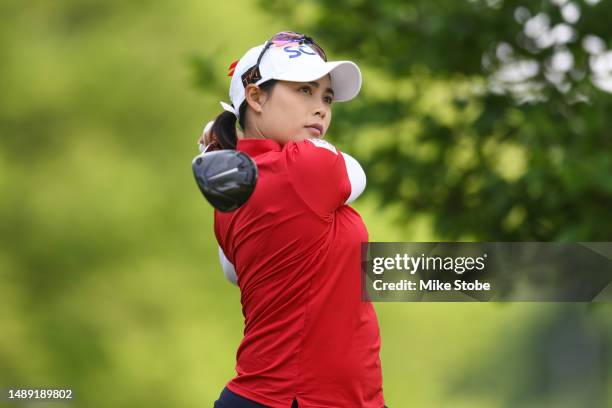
[1, 0, 611, 406]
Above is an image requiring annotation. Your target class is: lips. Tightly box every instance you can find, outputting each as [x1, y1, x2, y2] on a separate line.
[305, 124, 323, 137]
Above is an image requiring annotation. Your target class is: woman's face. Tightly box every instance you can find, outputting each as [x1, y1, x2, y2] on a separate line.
[245, 75, 333, 145]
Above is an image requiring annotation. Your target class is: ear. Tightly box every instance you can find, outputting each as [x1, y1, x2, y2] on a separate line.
[244, 84, 268, 113]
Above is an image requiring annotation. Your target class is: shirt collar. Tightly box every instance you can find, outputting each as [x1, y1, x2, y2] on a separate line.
[236, 138, 282, 157]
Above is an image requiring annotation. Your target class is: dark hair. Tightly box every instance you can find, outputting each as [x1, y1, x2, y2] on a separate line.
[211, 80, 277, 150]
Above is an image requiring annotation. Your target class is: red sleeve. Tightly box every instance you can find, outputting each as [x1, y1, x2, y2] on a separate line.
[285, 138, 351, 218]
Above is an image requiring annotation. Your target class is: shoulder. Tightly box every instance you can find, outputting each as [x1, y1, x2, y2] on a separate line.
[286, 138, 339, 157]
[284, 138, 342, 171]
[302, 138, 338, 155]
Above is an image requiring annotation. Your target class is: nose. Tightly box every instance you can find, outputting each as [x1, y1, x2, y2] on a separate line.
[314, 105, 327, 119]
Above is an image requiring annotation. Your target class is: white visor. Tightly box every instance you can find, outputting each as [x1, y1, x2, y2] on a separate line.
[223, 40, 362, 119]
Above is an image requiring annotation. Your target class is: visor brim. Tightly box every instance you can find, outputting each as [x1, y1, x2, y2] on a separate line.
[272, 60, 362, 102]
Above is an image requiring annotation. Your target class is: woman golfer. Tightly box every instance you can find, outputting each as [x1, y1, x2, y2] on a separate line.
[200, 31, 386, 408]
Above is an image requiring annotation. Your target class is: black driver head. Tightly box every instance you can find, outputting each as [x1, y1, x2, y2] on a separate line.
[192, 149, 258, 212]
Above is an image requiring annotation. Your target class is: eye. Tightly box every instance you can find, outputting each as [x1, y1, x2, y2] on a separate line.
[299, 86, 312, 94]
[324, 95, 333, 104]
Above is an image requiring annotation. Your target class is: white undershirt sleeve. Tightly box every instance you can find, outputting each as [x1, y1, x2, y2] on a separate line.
[341, 152, 367, 204]
[218, 246, 238, 286]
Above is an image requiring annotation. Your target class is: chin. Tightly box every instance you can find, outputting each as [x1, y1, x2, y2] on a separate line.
[302, 131, 323, 140]
[292, 133, 309, 142]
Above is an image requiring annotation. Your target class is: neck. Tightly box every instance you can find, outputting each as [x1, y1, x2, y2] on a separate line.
[241, 121, 266, 140]
[242, 131, 266, 139]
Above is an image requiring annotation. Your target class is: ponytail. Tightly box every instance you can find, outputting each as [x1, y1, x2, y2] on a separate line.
[211, 79, 278, 150]
[211, 110, 239, 150]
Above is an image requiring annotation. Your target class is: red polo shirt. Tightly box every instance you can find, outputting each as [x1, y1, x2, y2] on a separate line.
[214, 138, 384, 408]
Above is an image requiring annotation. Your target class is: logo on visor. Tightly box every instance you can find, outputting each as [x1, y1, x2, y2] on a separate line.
[283, 45, 318, 59]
